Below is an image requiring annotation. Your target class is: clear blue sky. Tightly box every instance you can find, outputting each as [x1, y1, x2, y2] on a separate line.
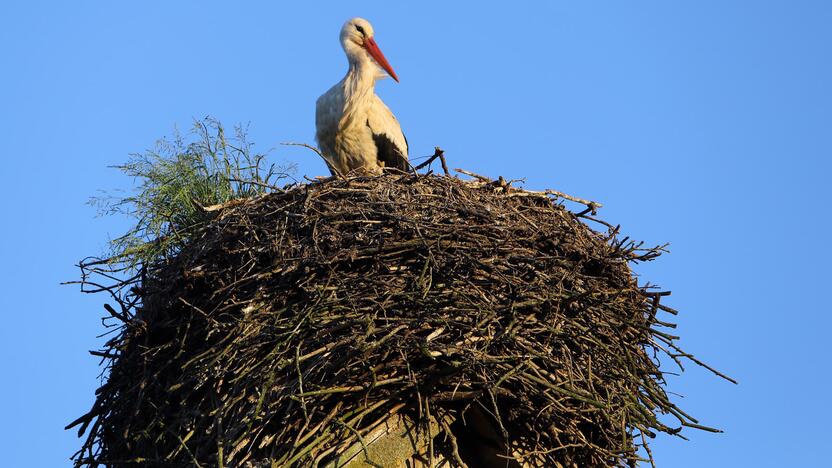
[1, 1, 829, 466]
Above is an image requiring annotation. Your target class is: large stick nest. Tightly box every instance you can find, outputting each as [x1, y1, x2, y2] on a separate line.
[70, 171, 722, 467]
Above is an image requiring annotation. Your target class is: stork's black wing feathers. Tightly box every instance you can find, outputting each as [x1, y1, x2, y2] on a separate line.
[368, 120, 410, 172]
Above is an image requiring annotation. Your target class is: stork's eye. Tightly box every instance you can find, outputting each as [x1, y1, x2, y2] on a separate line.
[355, 25, 366, 36]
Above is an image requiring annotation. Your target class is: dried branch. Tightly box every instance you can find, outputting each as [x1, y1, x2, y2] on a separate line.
[281, 142, 346, 180]
[414, 147, 450, 175]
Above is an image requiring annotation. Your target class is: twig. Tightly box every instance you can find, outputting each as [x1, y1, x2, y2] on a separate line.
[454, 167, 602, 210]
[454, 167, 492, 182]
[281, 141, 346, 179]
[414, 147, 450, 175]
[526, 188, 602, 210]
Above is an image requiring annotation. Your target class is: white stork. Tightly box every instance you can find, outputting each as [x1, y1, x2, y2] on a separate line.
[315, 18, 409, 175]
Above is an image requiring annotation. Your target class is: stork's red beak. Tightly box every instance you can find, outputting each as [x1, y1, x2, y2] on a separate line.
[363, 37, 399, 82]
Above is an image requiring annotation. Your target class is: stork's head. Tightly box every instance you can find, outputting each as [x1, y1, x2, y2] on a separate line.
[340, 17, 399, 82]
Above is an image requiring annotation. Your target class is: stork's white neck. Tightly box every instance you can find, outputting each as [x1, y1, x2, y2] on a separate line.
[343, 51, 379, 101]
[333, 51, 380, 133]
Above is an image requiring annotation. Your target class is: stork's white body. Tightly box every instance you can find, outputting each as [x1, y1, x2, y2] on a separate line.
[315, 18, 409, 175]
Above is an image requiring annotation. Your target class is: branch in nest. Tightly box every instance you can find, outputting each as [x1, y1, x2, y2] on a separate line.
[454, 168, 602, 212]
[414, 147, 450, 175]
[282, 142, 346, 180]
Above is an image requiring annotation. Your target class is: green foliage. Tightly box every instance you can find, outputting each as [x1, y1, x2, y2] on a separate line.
[92, 117, 293, 271]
